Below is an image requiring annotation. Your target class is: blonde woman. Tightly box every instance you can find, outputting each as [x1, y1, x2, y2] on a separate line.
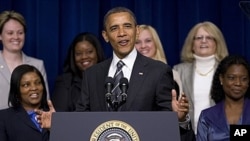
[173, 21, 229, 134]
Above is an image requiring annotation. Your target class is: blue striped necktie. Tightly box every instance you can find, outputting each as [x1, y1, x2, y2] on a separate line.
[112, 60, 125, 101]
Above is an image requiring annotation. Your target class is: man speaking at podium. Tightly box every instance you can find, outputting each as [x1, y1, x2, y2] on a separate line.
[77, 6, 190, 119]
[36, 6, 195, 141]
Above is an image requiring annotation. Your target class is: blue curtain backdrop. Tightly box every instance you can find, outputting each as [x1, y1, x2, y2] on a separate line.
[0, 0, 250, 95]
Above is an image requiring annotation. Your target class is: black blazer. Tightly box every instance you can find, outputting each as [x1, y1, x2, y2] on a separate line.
[52, 73, 82, 111]
[0, 107, 49, 141]
[76, 52, 174, 111]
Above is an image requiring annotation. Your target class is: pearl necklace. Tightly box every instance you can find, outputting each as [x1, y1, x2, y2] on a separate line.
[195, 65, 215, 76]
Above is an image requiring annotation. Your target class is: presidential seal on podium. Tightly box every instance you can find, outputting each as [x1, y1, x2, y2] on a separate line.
[90, 120, 140, 141]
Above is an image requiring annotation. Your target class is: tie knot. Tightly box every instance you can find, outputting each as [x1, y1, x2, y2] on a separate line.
[117, 60, 124, 69]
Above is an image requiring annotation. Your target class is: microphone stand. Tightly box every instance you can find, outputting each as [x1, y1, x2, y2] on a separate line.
[116, 78, 128, 111]
[105, 77, 115, 111]
[105, 92, 114, 110]
[105, 77, 128, 111]
[117, 92, 127, 110]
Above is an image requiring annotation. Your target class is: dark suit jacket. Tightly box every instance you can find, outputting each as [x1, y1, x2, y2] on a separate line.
[197, 98, 250, 141]
[52, 73, 82, 111]
[76, 52, 174, 111]
[0, 107, 49, 141]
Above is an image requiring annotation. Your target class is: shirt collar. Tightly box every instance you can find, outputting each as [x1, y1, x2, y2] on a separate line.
[112, 47, 137, 71]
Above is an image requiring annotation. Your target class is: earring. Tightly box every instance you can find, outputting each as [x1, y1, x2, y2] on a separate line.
[220, 82, 223, 85]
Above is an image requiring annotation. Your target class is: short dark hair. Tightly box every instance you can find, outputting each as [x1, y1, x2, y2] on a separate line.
[103, 7, 137, 30]
[211, 55, 250, 103]
[8, 64, 48, 109]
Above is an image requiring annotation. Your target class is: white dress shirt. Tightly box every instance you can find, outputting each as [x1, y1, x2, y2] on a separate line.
[108, 47, 137, 82]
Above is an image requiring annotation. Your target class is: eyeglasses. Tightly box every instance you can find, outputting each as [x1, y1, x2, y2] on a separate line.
[193, 36, 215, 42]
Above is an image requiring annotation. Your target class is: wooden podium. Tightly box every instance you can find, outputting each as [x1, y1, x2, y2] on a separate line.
[50, 111, 181, 141]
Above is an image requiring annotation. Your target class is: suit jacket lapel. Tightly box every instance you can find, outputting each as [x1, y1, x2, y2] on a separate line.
[212, 101, 229, 131]
[0, 51, 31, 83]
[99, 58, 112, 111]
[22, 52, 31, 64]
[242, 99, 250, 124]
[123, 53, 147, 110]
[0, 52, 11, 83]
[16, 107, 40, 132]
[200, 102, 228, 134]
[182, 63, 194, 109]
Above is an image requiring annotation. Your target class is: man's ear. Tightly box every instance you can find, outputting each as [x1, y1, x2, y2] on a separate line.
[102, 30, 109, 43]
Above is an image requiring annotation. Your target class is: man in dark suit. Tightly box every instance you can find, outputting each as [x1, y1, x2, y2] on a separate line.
[76, 52, 173, 111]
[76, 6, 186, 114]
[36, 7, 194, 140]
[77, 7, 194, 140]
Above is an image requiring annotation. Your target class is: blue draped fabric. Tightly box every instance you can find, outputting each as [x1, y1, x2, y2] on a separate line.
[0, 0, 249, 95]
